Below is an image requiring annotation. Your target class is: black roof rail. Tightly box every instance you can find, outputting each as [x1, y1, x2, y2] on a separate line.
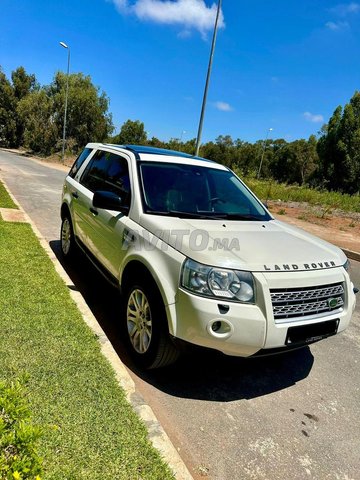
[102, 144, 215, 163]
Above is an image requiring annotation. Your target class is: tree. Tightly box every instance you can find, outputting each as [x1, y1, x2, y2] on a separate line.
[17, 89, 57, 155]
[317, 92, 360, 193]
[235, 140, 265, 177]
[213, 135, 235, 166]
[290, 138, 318, 184]
[11, 66, 38, 145]
[0, 68, 17, 147]
[317, 105, 342, 189]
[147, 136, 166, 148]
[50, 72, 113, 152]
[271, 137, 318, 185]
[11, 66, 37, 100]
[112, 119, 147, 145]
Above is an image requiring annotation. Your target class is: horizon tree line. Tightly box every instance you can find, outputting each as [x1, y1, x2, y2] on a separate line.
[0, 65, 359, 194]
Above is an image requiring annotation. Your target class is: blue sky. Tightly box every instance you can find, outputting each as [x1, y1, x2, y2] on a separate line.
[1, 0, 360, 143]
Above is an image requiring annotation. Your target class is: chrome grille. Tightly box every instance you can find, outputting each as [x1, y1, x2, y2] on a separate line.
[270, 283, 345, 323]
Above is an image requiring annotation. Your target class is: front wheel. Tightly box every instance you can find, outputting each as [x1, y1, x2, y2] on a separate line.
[60, 215, 76, 259]
[123, 281, 179, 369]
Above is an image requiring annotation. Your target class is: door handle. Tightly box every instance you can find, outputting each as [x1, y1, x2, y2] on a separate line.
[89, 207, 98, 216]
[72, 191, 79, 199]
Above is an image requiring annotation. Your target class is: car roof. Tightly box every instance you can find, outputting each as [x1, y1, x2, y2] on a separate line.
[99, 143, 217, 164]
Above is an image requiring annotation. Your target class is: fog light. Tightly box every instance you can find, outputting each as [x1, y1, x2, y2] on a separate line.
[212, 321, 222, 332]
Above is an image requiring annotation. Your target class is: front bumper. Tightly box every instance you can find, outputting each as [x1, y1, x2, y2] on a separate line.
[172, 267, 356, 357]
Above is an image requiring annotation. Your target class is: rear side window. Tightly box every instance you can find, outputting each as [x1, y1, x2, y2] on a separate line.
[68, 148, 92, 178]
[80, 150, 131, 205]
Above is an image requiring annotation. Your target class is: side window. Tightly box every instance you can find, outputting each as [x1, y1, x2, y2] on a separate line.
[80, 150, 131, 206]
[68, 148, 92, 179]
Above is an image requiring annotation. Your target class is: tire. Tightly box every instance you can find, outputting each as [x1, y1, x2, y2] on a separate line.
[60, 215, 76, 259]
[123, 280, 179, 369]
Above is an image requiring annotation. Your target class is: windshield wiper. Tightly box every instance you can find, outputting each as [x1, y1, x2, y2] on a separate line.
[168, 210, 225, 219]
[213, 213, 264, 220]
[145, 209, 224, 219]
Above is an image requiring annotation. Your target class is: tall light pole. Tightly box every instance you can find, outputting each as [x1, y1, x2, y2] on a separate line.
[195, 0, 222, 157]
[180, 130, 186, 142]
[257, 127, 273, 179]
[59, 41, 70, 163]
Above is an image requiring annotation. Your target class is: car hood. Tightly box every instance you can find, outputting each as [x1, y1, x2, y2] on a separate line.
[138, 215, 347, 272]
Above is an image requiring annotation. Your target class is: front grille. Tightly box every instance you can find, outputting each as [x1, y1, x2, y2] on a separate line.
[270, 283, 345, 323]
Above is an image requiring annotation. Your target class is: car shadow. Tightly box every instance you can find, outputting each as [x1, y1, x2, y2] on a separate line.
[140, 345, 314, 401]
[50, 239, 314, 402]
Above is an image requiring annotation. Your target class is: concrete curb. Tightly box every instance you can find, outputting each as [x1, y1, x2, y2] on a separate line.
[342, 248, 360, 263]
[0, 176, 194, 480]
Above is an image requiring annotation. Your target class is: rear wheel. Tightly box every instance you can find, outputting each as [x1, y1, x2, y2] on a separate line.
[123, 280, 179, 369]
[60, 215, 76, 258]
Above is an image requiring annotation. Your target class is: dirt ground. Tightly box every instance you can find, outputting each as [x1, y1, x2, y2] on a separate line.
[268, 200, 360, 234]
[268, 201, 360, 254]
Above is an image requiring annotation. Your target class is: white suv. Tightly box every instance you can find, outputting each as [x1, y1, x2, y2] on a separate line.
[60, 143, 356, 368]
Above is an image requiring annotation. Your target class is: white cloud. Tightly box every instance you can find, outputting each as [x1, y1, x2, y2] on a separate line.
[214, 101, 233, 112]
[325, 20, 349, 30]
[303, 112, 324, 123]
[177, 29, 192, 39]
[329, 2, 360, 16]
[110, 0, 225, 37]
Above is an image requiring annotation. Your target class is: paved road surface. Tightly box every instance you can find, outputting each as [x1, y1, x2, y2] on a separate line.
[1, 150, 359, 480]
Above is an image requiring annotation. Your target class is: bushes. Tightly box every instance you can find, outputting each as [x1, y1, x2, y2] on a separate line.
[0, 379, 43, 480]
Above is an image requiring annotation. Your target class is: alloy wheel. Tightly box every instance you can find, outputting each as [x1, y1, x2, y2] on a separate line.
[126, 289, 152, 354]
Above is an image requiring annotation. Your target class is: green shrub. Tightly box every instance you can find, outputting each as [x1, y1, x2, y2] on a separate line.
[0, 378, 43, 480]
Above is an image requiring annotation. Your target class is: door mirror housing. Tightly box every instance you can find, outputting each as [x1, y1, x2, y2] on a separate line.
[93, 190, 129, 214]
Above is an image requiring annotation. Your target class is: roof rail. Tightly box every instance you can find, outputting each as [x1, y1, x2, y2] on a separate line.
[103, 144, 215, 163]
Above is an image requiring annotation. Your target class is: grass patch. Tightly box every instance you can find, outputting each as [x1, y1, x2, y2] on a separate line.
[0, 218, 174, 479]
[241, 176, 360, 213]
[0, 181, 17, 209]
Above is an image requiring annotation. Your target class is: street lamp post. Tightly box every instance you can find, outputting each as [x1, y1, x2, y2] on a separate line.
[195, 0, 222, 156]
[59, 41, 70, 163]
[257, 127, 273, 179]
[180, 130, 186, 142]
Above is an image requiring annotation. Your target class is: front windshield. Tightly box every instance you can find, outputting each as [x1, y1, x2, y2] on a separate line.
[139, 162, 272, 221]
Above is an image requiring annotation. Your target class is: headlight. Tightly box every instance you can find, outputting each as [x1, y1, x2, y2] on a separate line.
[343, 259, 350, 271]
[181, 258, 255, 303]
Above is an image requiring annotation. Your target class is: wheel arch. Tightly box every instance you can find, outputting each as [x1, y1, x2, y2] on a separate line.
[61, 202, 71, 220]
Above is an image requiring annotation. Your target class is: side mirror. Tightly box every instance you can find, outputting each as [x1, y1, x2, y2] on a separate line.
[93, 190, 129, 214]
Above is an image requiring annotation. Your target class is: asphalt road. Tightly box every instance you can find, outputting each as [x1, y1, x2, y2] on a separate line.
[1, 150, 359, 480]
